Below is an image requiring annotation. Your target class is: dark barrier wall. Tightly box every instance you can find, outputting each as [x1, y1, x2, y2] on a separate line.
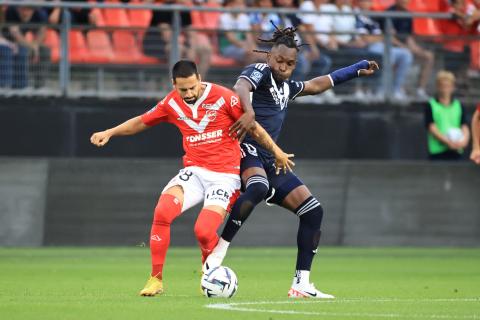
[1, 158, 479, 247]
[1, 97, 476, 159]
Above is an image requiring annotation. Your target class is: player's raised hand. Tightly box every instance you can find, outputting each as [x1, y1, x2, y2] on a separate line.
[229, 111, 256, 142]
[274, 152, 295, 175]
[90, 131, 111, 147]
[358, 61, 379, 77]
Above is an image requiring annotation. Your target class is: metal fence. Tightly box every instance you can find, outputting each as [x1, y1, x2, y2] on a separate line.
[0, 1, 479, 104]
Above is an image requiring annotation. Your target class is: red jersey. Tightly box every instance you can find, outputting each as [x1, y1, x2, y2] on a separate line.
[141, 82, 244, 174]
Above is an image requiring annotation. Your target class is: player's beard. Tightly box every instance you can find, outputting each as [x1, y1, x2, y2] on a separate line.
[272, 70, 288, 82]
[184, 96, 197, 104]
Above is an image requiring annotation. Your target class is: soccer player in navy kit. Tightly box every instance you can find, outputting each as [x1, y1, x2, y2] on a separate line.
[203, 25, 379, 298]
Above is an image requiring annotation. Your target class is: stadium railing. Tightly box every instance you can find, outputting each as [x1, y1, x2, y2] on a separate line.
[0, 1, 479, 104]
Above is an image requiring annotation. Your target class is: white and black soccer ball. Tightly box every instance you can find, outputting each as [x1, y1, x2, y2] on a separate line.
[201, 266, 238, 298]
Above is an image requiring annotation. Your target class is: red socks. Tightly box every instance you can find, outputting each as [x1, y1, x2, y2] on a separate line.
[150, 194, 182, 278]
[194, 209, 224, 263]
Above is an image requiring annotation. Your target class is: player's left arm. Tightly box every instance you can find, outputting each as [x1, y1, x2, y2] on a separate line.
[248, 122, 295, 174]
[299, 60, 379, 96]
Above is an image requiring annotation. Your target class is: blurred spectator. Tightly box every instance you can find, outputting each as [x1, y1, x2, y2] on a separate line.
[440, 0, 471, 84]
[218, 0, 257, 64]
[471, 104, 480, 164]
[274, 0, 328, 85]
[356, 0, 412, 101]
[465, 0, 480, 76]
[385, 0, 434, 100]
[143, 0, 212, 78]
[424, 71, 470, 161]
[46, 0, 101, 27]
[2, 5, 50, 89]
[300, 0, 381, 100]
[299, 0, 334, 82]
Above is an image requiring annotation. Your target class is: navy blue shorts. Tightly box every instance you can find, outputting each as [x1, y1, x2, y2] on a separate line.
[240, 142, 304, 205]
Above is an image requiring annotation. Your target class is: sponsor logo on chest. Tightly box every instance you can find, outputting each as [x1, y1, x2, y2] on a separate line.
[185, 129, 223, 143]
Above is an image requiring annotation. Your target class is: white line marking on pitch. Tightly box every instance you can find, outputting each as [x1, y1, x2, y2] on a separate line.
[205, 298, 480, 319]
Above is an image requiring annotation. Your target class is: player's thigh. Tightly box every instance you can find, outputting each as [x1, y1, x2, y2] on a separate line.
[203, 205, 228, 219]
[204, 172, 241, 216]
[240, 142, 267, 184]
[162, 167, 205, 213]
[281, 185, 313, 212]
[266, 169, 312, 212]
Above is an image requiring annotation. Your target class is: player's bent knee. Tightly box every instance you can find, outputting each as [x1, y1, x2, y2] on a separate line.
[244, 175, 269, 203]
[193, 221, 216, 244]
[296, 196, 324, 228]
[153, 194, 182, 226]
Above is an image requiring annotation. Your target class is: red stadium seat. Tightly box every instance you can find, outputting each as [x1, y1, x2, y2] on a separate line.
[128, 0, 153, 28]
[471, 41, 480, 70]
[69, 30, 89, 63]
[85, 30, 115, 63]
[408, 0, 443, 38]
[111, 30, 159, 64]
[43, 29, 60, 63]
[413, 18, 442, 37]
[211, 54, 237, 67]
[102, 0, 130, 27]
[127, 1, 152, 49]
[408, 0, 441, 12]
[370, 0, 395, 11]
[190, 3, 235, 67]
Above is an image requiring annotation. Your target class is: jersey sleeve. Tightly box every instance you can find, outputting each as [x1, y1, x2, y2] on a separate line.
[225, 92, 244, 121]
[288, 79, 305, 100]
[141, 99, 169, 126]
[238, 63, 269, 90]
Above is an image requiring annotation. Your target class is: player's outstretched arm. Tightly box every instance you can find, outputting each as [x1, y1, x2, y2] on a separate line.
[300, 60, 379, 96]
[249, 122, 295, 174]
[90, 116, 149, 147]
[471, 110, 480, 164]
[229, 78, 256, 142]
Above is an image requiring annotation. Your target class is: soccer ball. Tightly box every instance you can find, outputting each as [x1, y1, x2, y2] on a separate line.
[446, 128, 464, 142]
[201, 266, 238, 298]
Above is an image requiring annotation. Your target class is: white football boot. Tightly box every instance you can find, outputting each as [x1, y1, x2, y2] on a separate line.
[288, 282, 334, 299]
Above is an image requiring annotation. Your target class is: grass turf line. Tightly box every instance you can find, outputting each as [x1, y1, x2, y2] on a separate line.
[0, 247, 479, 320]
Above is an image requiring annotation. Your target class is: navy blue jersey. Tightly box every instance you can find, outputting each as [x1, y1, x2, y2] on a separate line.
[239, 63, 304, 161]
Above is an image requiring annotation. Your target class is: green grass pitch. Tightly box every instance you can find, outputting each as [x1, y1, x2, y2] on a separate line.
[0, 247, 479, 320]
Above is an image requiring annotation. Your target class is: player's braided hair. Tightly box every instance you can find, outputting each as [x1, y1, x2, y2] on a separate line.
[254, 21, 306, 54]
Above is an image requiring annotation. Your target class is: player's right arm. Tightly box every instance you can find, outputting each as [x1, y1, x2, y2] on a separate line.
[229, 78, 256, 142]
[471, 109, 480, 164]
[90, 116, 149, 147]
[91, 98, 169, 147]
[248, 122, 295, 174]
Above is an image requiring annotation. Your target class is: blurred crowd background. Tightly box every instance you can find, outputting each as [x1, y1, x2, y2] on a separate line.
[0, 0, 479, 103]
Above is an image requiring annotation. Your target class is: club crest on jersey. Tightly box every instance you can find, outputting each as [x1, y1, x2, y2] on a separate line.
[206, 110, 217, 121]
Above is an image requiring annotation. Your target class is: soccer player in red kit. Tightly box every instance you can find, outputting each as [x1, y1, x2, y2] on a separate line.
[90, 60, 294, 296]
